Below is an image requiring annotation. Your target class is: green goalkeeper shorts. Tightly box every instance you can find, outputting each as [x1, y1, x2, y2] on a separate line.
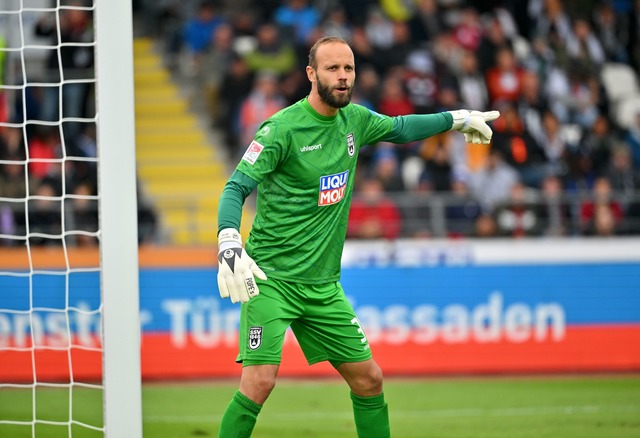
[236, 277, 372, 367]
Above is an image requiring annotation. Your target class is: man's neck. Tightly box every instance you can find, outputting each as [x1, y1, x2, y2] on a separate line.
[307, 93, 339, 117]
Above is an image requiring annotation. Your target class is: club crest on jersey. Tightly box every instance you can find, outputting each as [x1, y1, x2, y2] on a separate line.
[346, 132, 355, 157]
[248, 326, 263, 350]
[319, 170, 349, 206]
[242, 140, 264, 165]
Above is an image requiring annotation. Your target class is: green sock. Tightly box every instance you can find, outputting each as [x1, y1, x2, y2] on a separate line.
[218, 391, 262, 438]
[350, 392, 390, 438]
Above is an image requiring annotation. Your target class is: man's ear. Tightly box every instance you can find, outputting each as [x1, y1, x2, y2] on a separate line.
[306, 66, 315, 83]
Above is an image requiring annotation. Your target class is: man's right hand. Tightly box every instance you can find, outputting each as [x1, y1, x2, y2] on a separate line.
[217, 228, 267, 304]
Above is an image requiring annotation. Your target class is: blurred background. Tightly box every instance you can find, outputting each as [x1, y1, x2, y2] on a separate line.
[1, 1, 639, 436]
[2, 0, 640, 245]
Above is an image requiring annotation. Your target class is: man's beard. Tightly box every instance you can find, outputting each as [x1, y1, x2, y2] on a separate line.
[317, 76, 353, 109]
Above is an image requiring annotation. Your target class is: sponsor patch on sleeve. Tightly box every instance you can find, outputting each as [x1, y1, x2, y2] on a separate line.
[242, 140, 264, 165]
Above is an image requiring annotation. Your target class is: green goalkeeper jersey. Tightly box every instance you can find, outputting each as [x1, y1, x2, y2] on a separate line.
[220, 98, 453, 284]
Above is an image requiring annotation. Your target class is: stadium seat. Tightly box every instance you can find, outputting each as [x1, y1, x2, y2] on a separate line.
[614, 94, 640, 130]
[600, 63, 640, 104]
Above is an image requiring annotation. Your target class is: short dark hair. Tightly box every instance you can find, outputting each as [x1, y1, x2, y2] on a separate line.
[308, 36, 349, 70]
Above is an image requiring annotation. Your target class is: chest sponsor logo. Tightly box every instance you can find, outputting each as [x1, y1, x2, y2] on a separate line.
[242, 140, 264, 165]
[319, 170, 349, 206]
[346, 132, 355, 157]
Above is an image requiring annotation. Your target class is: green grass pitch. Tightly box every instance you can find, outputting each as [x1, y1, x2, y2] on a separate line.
[1, 375, 639, 437]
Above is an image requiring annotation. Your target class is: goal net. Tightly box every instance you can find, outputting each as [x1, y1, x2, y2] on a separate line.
[0, 0, 141, 436]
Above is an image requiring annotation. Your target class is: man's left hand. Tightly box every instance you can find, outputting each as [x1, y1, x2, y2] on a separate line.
[449, 109, 500, 144]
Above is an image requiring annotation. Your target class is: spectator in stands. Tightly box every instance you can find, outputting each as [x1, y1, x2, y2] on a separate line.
[242, 23, 296, 76]
[27, 179, 62, 246]
[216, 54, 254, 154]
[68, 180, 98, 247]
[629, 0, 640, 72]
[403, 50, 438, 114]
[376, 21, 415, 75]
[456, 50, 489, 111]
[623, 108, 640, 168]
[238, 70, 286, 152]
[452, 7, 482, 52]
[416, 131, 455, 192]
[495, 182, 541, 237]
[347, 177, 402, 240]
[407, 0, 446, 45]
[537, 173, 571, 236]
[477, 13, 513, 74]
[490, 103, 547, 188]
[181, 1, 226, 76]
[370, 146, 406, 192]
[273, 0, 320, 48]
[351, 64, 380, 110]
[579, 176, 624, 235]
[473, 212, 499, 238]
[445, 178, 481, 238]
[565, 17, 606, 70]
[0, 140, 28, 243]
[363, 7, 394, 53]
[532, 0, 573, 46]
[318, 6, 353, 44]
[27, 126, 61, 181]
[538, 110, 570, 178]
[579, 114, 616, 177]
[201, 22, 236, 123]
[485, 46, 525, 105]
[34, 2, 94, 143]
[377, 75, 414, 117]
[137, 187, 158, 245]
[564, 68, 602, 128]
[593, 1, 631, 63]
[523, 35, 556, 84]
[516, 70, 550, 148]
[279, 69, 309, 106]
[468, 147, 520, 213]
[605, 143, 640, 207]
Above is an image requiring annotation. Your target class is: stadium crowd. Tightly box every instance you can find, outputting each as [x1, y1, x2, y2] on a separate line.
[2, 0, 640, 245]
[0, 1, 158, 247]
[139, 0, 640, 239]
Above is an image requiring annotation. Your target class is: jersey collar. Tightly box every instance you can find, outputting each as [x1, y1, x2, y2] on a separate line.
[301, 97, 339, 123]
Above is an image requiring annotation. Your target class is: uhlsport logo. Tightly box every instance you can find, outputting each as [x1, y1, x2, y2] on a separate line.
[319, 170, 349, 206]
[249, 326, 263, 350]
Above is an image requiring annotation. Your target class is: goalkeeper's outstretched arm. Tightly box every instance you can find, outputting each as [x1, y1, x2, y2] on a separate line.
[382, 110, 500, 145]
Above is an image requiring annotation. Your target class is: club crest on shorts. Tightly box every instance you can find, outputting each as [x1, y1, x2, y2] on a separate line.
[346, 132, 355, 157]
[248, 326, 263, 350]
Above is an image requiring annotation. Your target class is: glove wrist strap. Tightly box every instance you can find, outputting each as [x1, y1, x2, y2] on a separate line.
[218, 228, 242, 252]
[448, 109, 470, 131]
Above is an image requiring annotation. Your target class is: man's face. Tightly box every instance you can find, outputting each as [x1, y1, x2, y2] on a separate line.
[311, 42, 355, 109]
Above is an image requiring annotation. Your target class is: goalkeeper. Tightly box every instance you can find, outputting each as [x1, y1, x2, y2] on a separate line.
[216, 36, 499, 438]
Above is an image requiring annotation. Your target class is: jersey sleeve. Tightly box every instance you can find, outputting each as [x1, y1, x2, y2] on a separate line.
[217, 170, 259, 233]
[357, 106, 395, 146]
[382, 112, 453, 143]
[356, 106, 453, 145]
[235, 119, 288, 183]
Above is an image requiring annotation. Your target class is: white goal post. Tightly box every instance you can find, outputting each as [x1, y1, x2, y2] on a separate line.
[95, 0, 142, 437]
[0, 0, 142, 436]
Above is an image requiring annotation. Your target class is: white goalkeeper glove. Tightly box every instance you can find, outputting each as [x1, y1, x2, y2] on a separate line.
[449, 109, 500, 144]
[217, 228, 267, 304]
